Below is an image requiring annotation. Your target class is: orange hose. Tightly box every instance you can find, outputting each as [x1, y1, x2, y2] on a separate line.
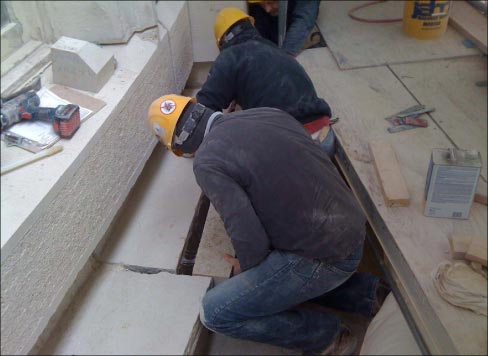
[348, 0, 402, 23]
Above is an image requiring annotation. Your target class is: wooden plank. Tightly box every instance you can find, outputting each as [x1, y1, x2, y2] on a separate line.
[449, 0, 487, 54]
[369, 141, 410, 206]
[315, 1, 480, 70]
[475, 192, 488, 205]
[448, 234, 473, 259]
[465, 235, 488, 266]
[193, 204, 234, 280]
[298, 47, 487, 355]
[389, 56, 488, 181]
[475, 179, 488, 205]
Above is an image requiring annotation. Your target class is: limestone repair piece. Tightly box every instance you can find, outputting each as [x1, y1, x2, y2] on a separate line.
[41, 265, 211, 355]
[51, 36, 116, 93]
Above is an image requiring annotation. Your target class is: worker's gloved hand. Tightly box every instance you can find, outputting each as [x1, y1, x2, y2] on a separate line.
[224, 253, 242, 276]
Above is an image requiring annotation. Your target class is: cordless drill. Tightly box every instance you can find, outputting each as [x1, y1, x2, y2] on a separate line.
[1, 90, 81, 138]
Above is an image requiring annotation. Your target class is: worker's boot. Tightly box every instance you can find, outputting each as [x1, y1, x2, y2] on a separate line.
[320, 324, 357, 355]
[371, 278, 391, 317]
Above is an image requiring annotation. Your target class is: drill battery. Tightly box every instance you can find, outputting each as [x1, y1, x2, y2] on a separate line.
[54, 104, 80, 138]
[33, 104, 81, 138]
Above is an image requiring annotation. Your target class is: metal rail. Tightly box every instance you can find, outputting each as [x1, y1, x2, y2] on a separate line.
[468, 0, 487, 14]
[177, 192, 210, 275]
[278, 0, 288, 48]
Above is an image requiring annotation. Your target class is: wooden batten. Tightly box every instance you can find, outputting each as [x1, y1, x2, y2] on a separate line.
[369, 141, 410, 207]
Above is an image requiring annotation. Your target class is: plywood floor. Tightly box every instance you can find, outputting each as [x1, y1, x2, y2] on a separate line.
[298, 47, 487, 355]
[389, 56, 487, 181]
[316, 1, 480, 69]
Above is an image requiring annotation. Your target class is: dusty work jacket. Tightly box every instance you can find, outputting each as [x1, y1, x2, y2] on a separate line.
[249, 0, 321, 56]
[196, 27, 331, 125]
[193, 108, 365, 272]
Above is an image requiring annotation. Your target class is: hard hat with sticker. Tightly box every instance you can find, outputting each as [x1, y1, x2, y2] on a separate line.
[160, 100, 176, 115]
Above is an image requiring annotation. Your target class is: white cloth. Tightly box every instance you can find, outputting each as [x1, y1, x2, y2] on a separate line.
[433, 261, 487, 316]
[360, 293, 421, 355]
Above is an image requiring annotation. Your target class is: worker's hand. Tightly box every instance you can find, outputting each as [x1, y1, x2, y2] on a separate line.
[224, 253, 241, 276]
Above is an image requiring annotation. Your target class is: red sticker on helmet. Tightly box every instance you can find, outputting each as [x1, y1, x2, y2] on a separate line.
[161, 100, 176, 115]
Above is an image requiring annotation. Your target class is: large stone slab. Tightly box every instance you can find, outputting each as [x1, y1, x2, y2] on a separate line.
[193, 204, 234, 280]
[0, 22, 23, 61]
[188, 1, 247, 62]
[0, 43, 51, 98]
[51, 36, 116, 93]
[97, 145, 201, 272]
[1, 40, 42, 76]
[40, 265, 211, 355]
[156, 1, 193, 92]
[7, 1, 157, 45]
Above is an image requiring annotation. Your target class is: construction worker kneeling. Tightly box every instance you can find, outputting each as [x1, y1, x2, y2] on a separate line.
[148, 95, 388, 355]
[198, 7, 336, 157]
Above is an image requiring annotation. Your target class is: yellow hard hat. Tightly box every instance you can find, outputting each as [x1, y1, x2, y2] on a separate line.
[148, 94, 193, 155]
[247, 0, 264, 3]
[214, 8, 254, 49]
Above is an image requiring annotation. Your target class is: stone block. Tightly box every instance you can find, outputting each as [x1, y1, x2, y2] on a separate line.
[51, 36, 116, 93]
[0, 22, 23, 61]
[193, 204, 234, 280]
[185, 62, 213, 90]
[97, 146, 202, 272]
[8, 1, 157, 45]
[188, 1, 247, 62]
[0, 43, 51, 98]
[40, 265, 211, 355]
[1, 40, 42, 76]
[156, 1, 193, 92]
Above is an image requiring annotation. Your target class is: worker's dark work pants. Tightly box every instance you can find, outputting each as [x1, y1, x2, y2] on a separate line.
[200, 241, 378, 353]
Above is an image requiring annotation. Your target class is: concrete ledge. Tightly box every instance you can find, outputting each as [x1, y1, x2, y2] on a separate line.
[1, 21, 191, 355]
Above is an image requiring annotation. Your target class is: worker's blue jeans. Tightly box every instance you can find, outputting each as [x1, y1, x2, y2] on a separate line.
[200, 241, 379, 353]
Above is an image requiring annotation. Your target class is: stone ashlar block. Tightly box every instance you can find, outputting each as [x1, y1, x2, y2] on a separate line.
[156, 1, 193, 93]
[40, 266, 211, 355]
[51, 36, 116, 93]
[97, 145, 201, 272]
[8, 1, 157, 45]
[1, 22, 24, 61]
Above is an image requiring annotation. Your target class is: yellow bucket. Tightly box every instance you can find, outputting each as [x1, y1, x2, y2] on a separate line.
[403, 0, 451, 40]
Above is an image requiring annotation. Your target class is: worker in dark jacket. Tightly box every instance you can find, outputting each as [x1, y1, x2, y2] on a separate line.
[148, 95, 388, 355]
[248, 0, 321, 57]
[198, 7, 333, 147]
